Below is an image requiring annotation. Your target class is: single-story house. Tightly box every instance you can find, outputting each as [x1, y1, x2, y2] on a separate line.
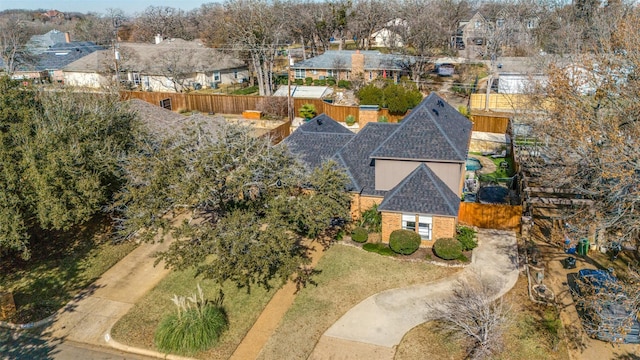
[291, 50, 413, 84]
[284, 92, 472, 246]
[63, 38, 248, 92]
[1, 29, 104, 83]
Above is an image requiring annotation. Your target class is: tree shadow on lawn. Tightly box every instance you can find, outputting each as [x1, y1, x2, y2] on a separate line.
[0, 317, 66, 360]
[0, 215, 113, 323]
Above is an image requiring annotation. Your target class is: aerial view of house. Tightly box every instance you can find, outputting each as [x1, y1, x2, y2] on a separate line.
[284, 92, 472, 246]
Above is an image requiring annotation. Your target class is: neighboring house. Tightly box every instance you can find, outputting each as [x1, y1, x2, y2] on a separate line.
[495, 57, 547, 94]
[2, 30, 104, 83]
[284, 93, 472, 246]
[63, 38, 248, 92]
[453, 12, 492, 58]
[272, 85, 333, 99]
[370, 18, 406, 48]
[291, 50, 413, 84]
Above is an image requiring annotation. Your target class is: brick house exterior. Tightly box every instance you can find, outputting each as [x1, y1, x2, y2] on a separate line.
[283, 93, 472, 247]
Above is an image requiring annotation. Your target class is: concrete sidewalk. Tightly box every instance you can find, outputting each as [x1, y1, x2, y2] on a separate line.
[43, 237, 173, 347]
[310, 229, 519, 359]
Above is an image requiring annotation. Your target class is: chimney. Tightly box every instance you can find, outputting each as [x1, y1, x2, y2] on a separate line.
[155, 34, 162, 44]
[351, 50, 364, 78]
[64, 32, 71, 43]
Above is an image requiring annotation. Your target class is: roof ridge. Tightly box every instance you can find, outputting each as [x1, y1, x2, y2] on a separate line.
[426, 97, 467, 160]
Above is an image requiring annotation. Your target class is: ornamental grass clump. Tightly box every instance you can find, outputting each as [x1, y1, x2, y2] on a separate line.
[154, 284, 228, 355]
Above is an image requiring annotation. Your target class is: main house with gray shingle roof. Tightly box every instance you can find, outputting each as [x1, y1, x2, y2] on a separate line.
[291, 50, 413, 84]
[284, 92, 472, 246]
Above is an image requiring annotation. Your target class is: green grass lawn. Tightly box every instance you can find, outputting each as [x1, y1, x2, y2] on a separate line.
[110, 269, 277, 359]
[0, 216, 138, 323]
[470, 152, 516, 182]
[257, 244, 460, 360]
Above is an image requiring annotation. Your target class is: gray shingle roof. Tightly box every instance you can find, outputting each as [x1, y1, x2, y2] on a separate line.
[284, 131, 354, 170]
[370, 92, 472, 162]
[296, 114, 354, 134]
[335, 122, 398, 196]
[63, 40, 245, 74]
[378, 164, 460, 216]
[27, 30, 68, 54]
[291, 50, 414, 71]
[36, 42, 105, 71]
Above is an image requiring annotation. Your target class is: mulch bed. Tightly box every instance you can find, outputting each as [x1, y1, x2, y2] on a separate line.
[341, 237, 471, 267]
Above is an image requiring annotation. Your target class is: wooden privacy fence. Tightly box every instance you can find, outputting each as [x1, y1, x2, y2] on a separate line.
[470, 94, 535, 112]
[121, 91, 407, 124]
[458, 202, 522, 230]
[470, 114, 510, 134]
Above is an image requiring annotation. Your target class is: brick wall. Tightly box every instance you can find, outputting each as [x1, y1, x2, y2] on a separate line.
[381, 212, 401, 243]
[433, 216, 457, 240]
[351, 50, 364, 77]
[350, 194, 383, 220]
[359, 107, 378, 128]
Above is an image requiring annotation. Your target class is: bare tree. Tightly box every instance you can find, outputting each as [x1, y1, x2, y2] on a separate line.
[432, 275, 511, 359]
[131, 6, 192, 42]
[348, 0, 394, 50]
[223, 0, 288, 96]
[0, 15, 34, 75]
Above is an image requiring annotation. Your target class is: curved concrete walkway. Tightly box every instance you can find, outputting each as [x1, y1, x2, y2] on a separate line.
[310, 229, 519, 360]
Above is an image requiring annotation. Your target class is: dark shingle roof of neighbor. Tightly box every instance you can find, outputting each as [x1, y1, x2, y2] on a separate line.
[335, 122, 398, 197]
[291, 50, 413, 71]
[35, 42, 105, 71]
[370, 92, 472, 162]
[378, 164, 460, 216]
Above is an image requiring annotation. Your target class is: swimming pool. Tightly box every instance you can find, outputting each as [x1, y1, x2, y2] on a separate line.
[466, 158, 483, 171]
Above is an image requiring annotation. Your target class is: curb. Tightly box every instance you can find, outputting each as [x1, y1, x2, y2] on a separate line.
[0, 313, 56, 330]
[104, 327, 197, 360]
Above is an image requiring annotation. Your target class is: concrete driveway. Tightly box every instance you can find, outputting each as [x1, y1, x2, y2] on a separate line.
[310, 229, 519, 359]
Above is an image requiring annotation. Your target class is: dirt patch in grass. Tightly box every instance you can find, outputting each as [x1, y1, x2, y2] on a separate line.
[396, 275, 570, 360]
[110, 269, 277, 359]
[257, 244, 460, 360]
[0, 216, 138, 323]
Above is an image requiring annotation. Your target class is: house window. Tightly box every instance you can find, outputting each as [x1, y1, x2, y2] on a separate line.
[312, 70, 317, 75]
[475, 20, 482, 28]
[369, 71, 373, 80]
[526, 20, 536, 29]
[418, 216, 433, 240]
[234, 70, 238, 79]
[213, 71, 220, 82]
[327, 69, 337, 78]
[402, 214, 416, 232]
[295, 69, 306, 79]
[496, 19, 505, 28]
[130, 72, 141, 85]
[143, 76, 150, 88]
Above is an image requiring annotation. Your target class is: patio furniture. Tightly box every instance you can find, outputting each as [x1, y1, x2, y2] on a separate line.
[563, 256, 576, 269]
[491, 149, 507, 158]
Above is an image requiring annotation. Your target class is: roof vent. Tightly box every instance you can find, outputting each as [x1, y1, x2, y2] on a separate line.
[316, 118, 323, 125]
[437, 99, 444, 107]
[432, 109, 439, 116]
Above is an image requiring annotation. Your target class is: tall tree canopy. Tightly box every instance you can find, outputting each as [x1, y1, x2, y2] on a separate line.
[525, 8, 640, 251]
[115, 123, 351, 290]
[0, 77, 139, 259]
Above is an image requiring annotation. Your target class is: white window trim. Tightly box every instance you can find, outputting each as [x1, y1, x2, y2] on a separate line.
[418, 215, 433, 240]
[213, 71, 220, 82]
[295, 69, 306, 79]
[402, 214, 416, 232]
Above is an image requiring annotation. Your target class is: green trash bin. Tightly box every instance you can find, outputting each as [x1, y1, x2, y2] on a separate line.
[577, 238, 589, 256]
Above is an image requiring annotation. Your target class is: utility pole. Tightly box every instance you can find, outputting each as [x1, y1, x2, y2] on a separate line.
[287, 46, 293, 123]
[112, 15, 121, 86]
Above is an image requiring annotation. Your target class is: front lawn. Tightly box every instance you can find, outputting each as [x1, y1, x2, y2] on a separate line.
[110, 269, 277, 359]
[0, 216, 138, 323]
[257, 244, 460, 359]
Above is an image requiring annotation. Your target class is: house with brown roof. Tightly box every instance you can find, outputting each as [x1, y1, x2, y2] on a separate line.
[63, 38, 248, 92]
[284, 93, 472, 246]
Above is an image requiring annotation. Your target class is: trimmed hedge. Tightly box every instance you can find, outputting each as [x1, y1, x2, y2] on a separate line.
[389, 229, 421, 255]
[433, 237, 463, 260]
[351, 226, 368, 243]
[362, 242, 395, 256]
[456, 226, 478, 251]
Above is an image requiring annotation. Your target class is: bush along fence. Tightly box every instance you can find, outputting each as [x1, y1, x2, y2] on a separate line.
[120, 91, 406, 126]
